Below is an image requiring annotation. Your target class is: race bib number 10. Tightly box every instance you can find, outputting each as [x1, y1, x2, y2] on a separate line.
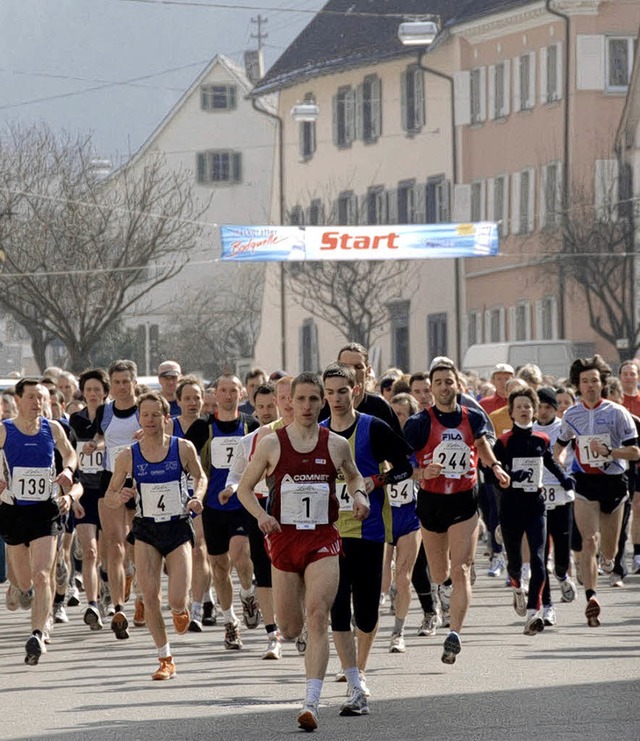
[577, 434, 612, 468]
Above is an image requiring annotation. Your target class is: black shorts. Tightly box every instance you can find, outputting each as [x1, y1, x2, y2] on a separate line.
[247, 499, 272, 588]
[417, 487, 478, 534]
[75, 487, 101, 528]
[0, 500, 63, 547]
[131, 517, 194, 558]
[202, 506, 251, 556]
[574, 473, 628, 515]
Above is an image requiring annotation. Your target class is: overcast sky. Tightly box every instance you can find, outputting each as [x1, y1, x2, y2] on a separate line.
[0, 0, 324, 165]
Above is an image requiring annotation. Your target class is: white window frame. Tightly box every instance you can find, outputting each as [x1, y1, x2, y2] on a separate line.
[361, 74, 382, 144]
[487, 174, 510, 236]
[397, 180, 417, 224]
[470, 179, 486, 222]
[540, 161, 563, 229]
[489, 60, 511, 119]
[401, 65, 425, 134]
[196, 150, 242, 185]
[509, 302, 532, 341]
[470, 67, 487, 124]
[514, 51, 536, 112]
[467, 310, 483, 347]
[426, 175, 450, 223]
[484, 306, 506, 343]
[535, 296, 558, 340]
[540, 43, 563, 104]
[200, 84, 237, 111]
[512, 168, 535, 235]
[336, 191, 358, 225]
[366, 186, 387, 225]
[606, 37, 635, 92]
[333, 86, 356, 148]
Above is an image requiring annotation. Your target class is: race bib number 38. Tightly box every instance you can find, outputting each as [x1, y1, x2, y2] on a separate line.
[12, 466, 52, 502]
[280, 482, 329, 529]
[432, 441, 471, 479]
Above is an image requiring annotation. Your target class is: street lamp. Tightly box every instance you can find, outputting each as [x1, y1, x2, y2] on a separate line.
[398, 20, 463, 365]
[291, 102, 320, 122]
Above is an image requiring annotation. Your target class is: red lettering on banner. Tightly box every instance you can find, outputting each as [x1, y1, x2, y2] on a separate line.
[320, 231, 399, 250]
[230, 232, 283, 256]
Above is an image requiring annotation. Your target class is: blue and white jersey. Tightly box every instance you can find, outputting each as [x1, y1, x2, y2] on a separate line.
[1, 418, 56, 506]
[132, 436, 190, 522]
[100, 402, 139, 472]
[533, 417, 574, 508]
[558, 399, 636, 476]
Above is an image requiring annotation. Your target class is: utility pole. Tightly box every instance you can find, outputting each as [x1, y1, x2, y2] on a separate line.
[250, 14, 268, 52]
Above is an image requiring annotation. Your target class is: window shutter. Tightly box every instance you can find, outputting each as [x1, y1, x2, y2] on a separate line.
[387, 188, 398, 224]
[400, 70, 408, 131]
[488, 65, 496, 120]
[528, 51, 536, 109]
[540, 47, 548, 104]
[512, 172, 521, 235]
[415, 69, 425, 129]
[453, 184, 471, 222]
[232, 152, 242, 183]
[372, 76, 382, 139]
[454, 71, 471, 126]
[478, 66, 487, 122]
[196, 153, 206, 183]
[513, 56, 521, 112]
[345, 88, 356, 145]
[554, 42, 563, 100]
[502, 174, 510, 236]
[229, 86, 237, 109]
[441, 179, 451, 222]
[527, 168, 536, 232]
[508, 306, 517, 341]
[487, 178, 495, 220]
[484, 311, 492, 343]
[576, 35, 605, 90]
[502, 59, 511, 117]
[540, 164, 548, 228]
[359, 194, 368, 225]
[415, 183, 427, 223]
[355, 83, 364, 141]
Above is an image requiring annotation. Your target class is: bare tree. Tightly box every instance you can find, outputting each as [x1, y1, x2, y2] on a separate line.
[541, 172, 637, 360]
[286, 260, 413, 349]
[0, 124, 205, 371]
[162, 266, 265, 380]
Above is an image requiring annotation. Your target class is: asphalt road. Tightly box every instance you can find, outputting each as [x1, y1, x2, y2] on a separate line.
[1, 553, 639, 741]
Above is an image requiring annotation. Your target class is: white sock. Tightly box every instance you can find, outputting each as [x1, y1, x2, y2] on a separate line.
[240, 585, 255, 599]
[222, 607, 237, 624]
[206, 588, 215, 603]
[305, 678, 323, 706]
[344, 666, 361, 691]
[158, 643, 171, 659]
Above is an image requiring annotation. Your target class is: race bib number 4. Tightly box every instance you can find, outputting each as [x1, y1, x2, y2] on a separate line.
[385, 480, 416, 508]
[280, 482, 329, 530]
[511, 457, 543, 492]
[211, 437, 240, 469]
[77, 442, 104, 474]
[140, 481, 183, 521]
[336, 482, 353, 512]
[577, 434, 612, 469]
[12, 466, 52, 502]
[432, 441, 471, 479]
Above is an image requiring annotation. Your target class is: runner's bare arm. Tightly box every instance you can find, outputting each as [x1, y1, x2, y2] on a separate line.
[179, 438, 207, 514]
[104, 449, 134, 509]
[475, 435, 510, 488]
[237, 434, 281, 531]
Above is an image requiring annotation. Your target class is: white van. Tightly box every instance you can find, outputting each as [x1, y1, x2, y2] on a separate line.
[462, 340, 596, 379]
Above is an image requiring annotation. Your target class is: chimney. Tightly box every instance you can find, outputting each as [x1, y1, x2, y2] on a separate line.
[244, 49, 264, 85]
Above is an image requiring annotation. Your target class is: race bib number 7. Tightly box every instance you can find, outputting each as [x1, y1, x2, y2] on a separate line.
[211, 437, 240, 469]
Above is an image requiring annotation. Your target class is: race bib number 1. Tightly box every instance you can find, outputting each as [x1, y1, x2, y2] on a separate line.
[280, 482, 329, 530]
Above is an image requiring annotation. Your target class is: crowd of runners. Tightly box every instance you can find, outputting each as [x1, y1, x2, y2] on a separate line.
[0, 345, 638, 732]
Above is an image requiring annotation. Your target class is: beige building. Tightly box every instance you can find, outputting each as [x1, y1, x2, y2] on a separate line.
[251, 0, 640, 377]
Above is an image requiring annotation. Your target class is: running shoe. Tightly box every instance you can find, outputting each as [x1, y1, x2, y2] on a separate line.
[296, 625, 308, 655]
[152, 656, 176, 681]
[5, 583, 20, 611]
[633, 554, 640, 574]
[202, 600, 217, 626]
[585, 597, 601, 627]
[389, 632, 406, 653]
[241, 591, 261, 629]
[418, 612, 439, 637]
[297, 703, 319, 732]
[488, 554, 505, 578]
[24, 633, 46, 666]
[189, 603, 203, 633]
[601, 558, 614, 575]
[18, 587, 34, 610]
[133, 597, 146, 627]
[608, 573, 624, 588]
[524, 610, 545, 635]
[543, 606, 557, 626]
[172, 609, 190, 635]
[66, 584, 81, 607]
[83, 605, 103, 631]
[335, 670, 346, 682]
[358, 671, 371, 698]
[559, 576, 577, 603]
[441, 631, 461, 665]
[262, 633, 282, 660]
[512, 587, 527, 617]
[379, 592, 388, 608]
[111, 611, 130, 640]
[224, 620, 242, 649]
[339, 688, 369, 716]
[53, 604, 69, 624]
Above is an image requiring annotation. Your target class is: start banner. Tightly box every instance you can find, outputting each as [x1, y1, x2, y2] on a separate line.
[220, 223, 499, 262]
